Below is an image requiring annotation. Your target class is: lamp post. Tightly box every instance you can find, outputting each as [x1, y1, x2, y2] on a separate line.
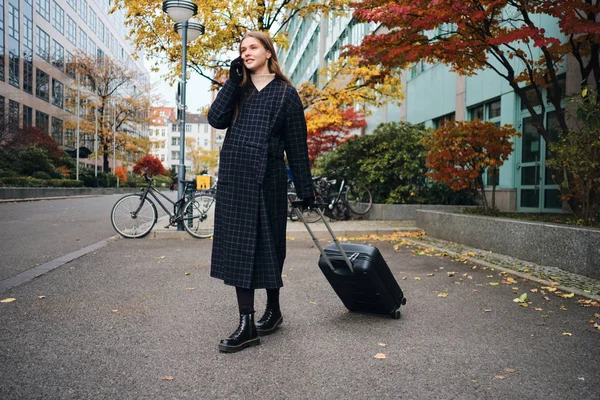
[162, 0, 204, 230]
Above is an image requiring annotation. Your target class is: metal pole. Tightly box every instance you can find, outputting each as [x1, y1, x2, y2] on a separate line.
[113, 101, 117, 174]
[177, 21, 188, 231]
[94, 104, 98, 177]
[76, 71, 80, 181]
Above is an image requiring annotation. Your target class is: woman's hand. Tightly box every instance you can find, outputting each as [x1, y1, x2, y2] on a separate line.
[229, 57, 244, 86]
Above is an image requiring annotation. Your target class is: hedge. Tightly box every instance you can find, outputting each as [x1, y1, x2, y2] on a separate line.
[0, 177, 84, 187]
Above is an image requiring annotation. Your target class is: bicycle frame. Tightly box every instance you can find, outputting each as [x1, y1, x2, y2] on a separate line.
[135, 181, 194, 224]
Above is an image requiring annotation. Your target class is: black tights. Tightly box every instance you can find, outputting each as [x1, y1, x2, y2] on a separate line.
[235, 287, 280, 314]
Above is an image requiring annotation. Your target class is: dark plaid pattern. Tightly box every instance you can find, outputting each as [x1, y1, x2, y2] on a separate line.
[207, 79, 313, 289]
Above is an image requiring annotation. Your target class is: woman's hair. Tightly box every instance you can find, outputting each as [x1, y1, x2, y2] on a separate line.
[238, 31, 292, 87]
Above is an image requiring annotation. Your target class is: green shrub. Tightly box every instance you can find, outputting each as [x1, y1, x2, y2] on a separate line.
[0, 177, 83, 187]
[32, 171, 53, 180]
[0, 170, 18, 178]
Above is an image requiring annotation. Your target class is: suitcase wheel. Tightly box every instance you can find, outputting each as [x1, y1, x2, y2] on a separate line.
[391, 309, 402, 319]
[401, 297, 407, 305]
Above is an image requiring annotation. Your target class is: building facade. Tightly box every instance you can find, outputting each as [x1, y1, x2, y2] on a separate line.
[148, 106, 216, 176]
[280, 13, 579, 213]
[0, 0, 149, 171]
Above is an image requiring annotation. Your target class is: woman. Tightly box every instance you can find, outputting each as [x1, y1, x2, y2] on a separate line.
[207, 32, 314, 353]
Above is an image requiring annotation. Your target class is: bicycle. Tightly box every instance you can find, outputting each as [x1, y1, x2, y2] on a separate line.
[286, 178, 324, 223]
[313, 176, 373, 220]
[110, 173, 216, 239]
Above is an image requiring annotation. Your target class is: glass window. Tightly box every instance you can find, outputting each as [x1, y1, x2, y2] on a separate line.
[36, 0, 50, 21]
[52, 2, 64, 34]
[470, 105, 484, 121]
[23, 105, 33, 127]
[35, 110, 50, 133]
[67, 0, 76, 12]
[52, 79, 64, 108]
[79, 0, 87, 23]
[51, 117, 63, 144]
[65, 86, 76, 113]
[36, 68, 50, 102]
[88, 39, 96, 59]
[78, 27, 87, 52]
[36, 26, 50, 62]
[488, 99, 501, 119]
[8, 100, 20, 134]
[66, 16, 77, 44]
[0, 0, 4, 82]
[23, 60, 33, 93]
[65, 50, 75, 78]
[185, 124, 191, 132]
[520, 86, 543, 110]
[89, 8, 96, 34]
[8, 0, 20, 87]
[52, 40, 64, 71]
[98, 20, 105, 43]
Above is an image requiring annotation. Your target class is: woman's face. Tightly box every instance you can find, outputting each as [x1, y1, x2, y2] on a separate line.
[240, 37, 271, 74]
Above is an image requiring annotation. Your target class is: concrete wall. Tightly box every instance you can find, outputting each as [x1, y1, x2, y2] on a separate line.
[0, 187, 142, 200]
[416, 210, 600, 279]
[360, 204, 471, 221]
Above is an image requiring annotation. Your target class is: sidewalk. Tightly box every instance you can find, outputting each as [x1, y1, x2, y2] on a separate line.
[1, 235, 598, 399]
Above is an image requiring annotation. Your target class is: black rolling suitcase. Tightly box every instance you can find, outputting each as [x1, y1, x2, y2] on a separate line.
[293, 207, 406, 319]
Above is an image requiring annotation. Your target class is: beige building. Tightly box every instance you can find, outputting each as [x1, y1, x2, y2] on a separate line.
[0, 0, 148, 171]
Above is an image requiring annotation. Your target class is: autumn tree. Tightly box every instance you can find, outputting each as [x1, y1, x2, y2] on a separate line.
[185, 137, 219, 174]
[349, 0, 600, 144]
[133, 154, 167, 177]
[114, 166, 128, 182]
[424, 120, 520, 210]
[306, 107, 366, 164]
[114, 0, 404, 136]
[65, 51, 154, 172]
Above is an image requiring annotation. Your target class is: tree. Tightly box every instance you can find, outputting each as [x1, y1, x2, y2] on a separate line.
[546, 89, 600, 224]
[114, 166, 128, 182]
[2, 126, 64, 163]
[65, 51, 154, 172]
[349, 0, 600, 144]
[185, 137, 219, 174]
[307, 107, 366, 164]
[314, 122, 476, 204]
[114, 0, 404, 132]
[133, 154, 167, 176]
[423, 120, 520, 210]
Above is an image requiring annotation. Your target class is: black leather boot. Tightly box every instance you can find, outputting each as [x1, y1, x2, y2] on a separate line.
[218, 313, 260, 353]
[256, 308, 283, 336]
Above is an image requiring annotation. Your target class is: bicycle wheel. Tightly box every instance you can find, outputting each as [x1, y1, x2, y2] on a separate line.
[182, 194, 215, 238]
[303, 194, 325, 223]
[330, 202, 349, 220]
[346, 183, 373, 215]
[111, 194, 157, 238]
[287, 192, 300, 221]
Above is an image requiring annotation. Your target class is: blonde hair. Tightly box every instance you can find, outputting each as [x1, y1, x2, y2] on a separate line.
[238, 31, 292, 87]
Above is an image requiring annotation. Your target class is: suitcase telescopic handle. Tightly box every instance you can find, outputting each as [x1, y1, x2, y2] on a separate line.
[293, 207, 355, 274]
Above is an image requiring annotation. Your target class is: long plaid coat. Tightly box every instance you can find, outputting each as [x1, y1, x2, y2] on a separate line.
[207, 79, 313, 289]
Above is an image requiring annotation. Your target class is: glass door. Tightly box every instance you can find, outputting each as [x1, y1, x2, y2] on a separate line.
[516, 113, 562, 212]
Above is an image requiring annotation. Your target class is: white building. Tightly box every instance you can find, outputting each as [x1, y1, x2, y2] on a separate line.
[149, 106, 214, 175]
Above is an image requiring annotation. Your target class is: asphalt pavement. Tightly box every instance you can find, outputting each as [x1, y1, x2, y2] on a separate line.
[1, 229, 599, 399]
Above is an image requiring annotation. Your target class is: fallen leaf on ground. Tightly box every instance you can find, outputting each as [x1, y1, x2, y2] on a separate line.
[504, 368, 516, 373]
[544, 296, 551, 301]
[377, 343, 388, 347]
[161, 376, 174, 381]
[487, 275, 494, 278]
[501, 278, 518, 285]
[593, 323, 600, 331]
[38, 296, 46, 299]
[414, 277, 421, 281]
[184, 272, 191, 276]
[550, 281, 561, 286]
[560, 305, 568, 311]
[589, 320, 595, 324]
[560, 292, 575, 299]
[426, 274, 434, 277]
[438, 292, 449, 298]
[484, 309, 492, 312]
[111, 309, 119, 313]
[534, 308, 543, 311]
[309, 301, 317, 305]
[595, 313, 600, 319]
[489, 282, 499, 286]
[494, 375, 505, 380]
[447, 272, 457, 277]
[1, 298, 16, 303]
[373, 353, 386, 359]
[562, 332, 573, 336]
[513, 293, 528, 303]
[402, 277, 407, 280]
[530, 288, 539, 293]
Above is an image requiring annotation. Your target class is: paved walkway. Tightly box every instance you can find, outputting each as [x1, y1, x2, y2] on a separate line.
[1, 234, 599, 399]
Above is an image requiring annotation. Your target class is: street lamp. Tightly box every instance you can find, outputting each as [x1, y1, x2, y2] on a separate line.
[162, 0, 204, 230]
